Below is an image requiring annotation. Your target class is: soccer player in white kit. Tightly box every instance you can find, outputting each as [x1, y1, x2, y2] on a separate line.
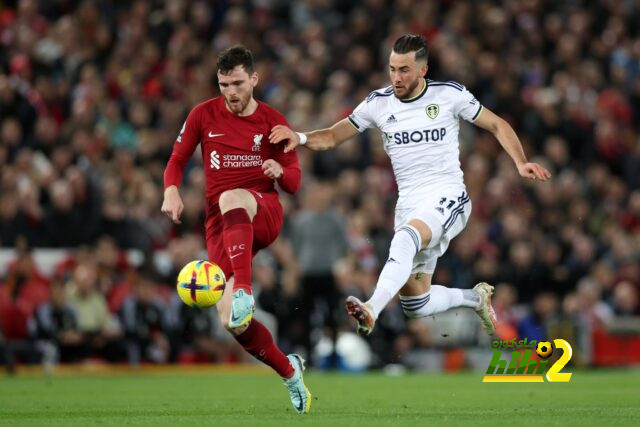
[269, 34, 551, 336]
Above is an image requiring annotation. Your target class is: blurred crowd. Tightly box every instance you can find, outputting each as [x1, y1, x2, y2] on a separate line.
[1, 0, 640, 370]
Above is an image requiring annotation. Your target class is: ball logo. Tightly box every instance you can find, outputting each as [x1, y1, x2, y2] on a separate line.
[536, 341, 553, 359]
[210, 150, 220, 169]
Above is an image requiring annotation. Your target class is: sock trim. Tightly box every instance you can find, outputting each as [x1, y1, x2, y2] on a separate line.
[400, 294, 431, 307]
[222, 208, 251, 229]
[398, 224, 421, 253]
[400, 294, 431, 311]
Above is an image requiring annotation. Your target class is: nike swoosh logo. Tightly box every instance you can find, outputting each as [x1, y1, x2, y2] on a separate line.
[229, 253, 242, 259]
[295, 389, 304, 413]
[208, 132, 224, 137]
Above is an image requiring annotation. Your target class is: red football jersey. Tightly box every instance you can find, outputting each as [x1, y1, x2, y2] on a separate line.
[164, 97, 301, 215]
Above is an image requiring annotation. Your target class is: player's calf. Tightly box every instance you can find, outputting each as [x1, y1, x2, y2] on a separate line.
[399, 285, 481, 318]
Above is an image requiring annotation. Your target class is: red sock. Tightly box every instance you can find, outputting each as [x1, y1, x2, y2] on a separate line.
[222, 208, 253, 293]
[234, 320, 294, 378]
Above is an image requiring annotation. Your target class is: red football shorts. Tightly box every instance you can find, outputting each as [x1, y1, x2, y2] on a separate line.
[205, 190, 283, 280]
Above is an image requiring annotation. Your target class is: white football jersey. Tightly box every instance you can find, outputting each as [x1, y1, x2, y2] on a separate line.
[348, 79, 482, 208]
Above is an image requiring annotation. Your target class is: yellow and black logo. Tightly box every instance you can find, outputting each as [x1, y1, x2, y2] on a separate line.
[483, 339, 573, 383]
[536, 341, 553, 359]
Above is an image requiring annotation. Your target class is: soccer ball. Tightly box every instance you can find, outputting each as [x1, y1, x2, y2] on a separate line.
[176, 260, 226, 308]
[536, 341, 553, 359]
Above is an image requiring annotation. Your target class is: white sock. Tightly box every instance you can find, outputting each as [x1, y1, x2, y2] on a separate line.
[367, 225, 421, 318]
[399, 285, 480, 318]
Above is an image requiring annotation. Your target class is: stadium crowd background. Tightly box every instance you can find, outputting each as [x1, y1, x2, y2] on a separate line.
[1, 0, 639, 371]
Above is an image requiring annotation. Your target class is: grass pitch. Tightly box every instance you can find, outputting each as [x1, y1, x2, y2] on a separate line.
[1, 367, 638, 426]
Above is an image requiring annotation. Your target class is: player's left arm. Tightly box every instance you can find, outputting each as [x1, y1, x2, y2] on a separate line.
[473, 107, 551, 181]
[264, 114, 301, 193]
[262, 154, 301, 193]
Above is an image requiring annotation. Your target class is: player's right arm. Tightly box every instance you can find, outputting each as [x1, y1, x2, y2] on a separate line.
[473, 107, 551, 181]
[162, 106, 202, 224]
[451, 84, 551, 182]
[269, 118, 358, 153]
[270, 89, 379, 153]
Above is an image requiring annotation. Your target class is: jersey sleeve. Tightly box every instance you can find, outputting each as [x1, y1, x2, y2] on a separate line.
[269, 111, 301, 194]
[163, 105, 202, 188]
[453, 85, 483, 122]
[347, 96, 378, 133]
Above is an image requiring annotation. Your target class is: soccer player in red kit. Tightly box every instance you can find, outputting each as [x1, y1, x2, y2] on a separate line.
[161, 46, 311, 414]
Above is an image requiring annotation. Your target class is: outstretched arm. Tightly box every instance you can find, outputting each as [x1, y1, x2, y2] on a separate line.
[269, 118, 359, 153]
[473, 107, 551, 181]
[162, 107, 201, 223]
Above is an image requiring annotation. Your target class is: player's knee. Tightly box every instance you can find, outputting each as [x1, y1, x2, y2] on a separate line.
[391, 225, 421, 253]
[219, 189, 246, 211]
[219, 189, 257, 218]
[218, 189, 242, 210]
[406, 219, 432, 250]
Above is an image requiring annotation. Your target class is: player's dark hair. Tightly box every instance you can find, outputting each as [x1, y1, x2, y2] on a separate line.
[392, 34, 429, 63]
[217, 45, 254, 74]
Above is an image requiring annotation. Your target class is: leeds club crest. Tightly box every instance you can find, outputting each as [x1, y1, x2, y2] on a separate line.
[426, 104, 439, 119]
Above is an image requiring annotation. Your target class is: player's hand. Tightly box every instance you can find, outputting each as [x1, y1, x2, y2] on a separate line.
[262, 159, 284, 179]
[161, 185, 184, 224]
[269, 125, 300, 153]
[517, 162, 552, 181]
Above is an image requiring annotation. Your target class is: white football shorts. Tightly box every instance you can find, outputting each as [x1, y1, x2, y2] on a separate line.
[394, 187, 472, 274]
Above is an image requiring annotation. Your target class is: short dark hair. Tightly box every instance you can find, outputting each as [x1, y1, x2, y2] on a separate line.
[217, 45, 254, 74]
[392, 34, 429, 63]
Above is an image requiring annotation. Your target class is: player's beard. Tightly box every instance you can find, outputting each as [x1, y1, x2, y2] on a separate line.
[225, 92, 251, 114]
[395, 78, 422, 100]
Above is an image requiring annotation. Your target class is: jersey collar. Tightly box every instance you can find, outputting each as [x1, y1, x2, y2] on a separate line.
[399, 78, 427, 103]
